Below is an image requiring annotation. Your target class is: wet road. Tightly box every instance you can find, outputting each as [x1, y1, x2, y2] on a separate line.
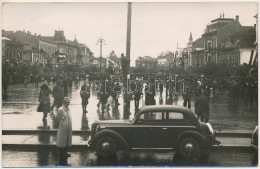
[2, 148, 257, 167]
[2, 81, 257, 131]
[2, 81, 258, 167]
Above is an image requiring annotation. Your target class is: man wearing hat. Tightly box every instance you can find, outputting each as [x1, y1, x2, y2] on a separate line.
[56, 97, 72, 165]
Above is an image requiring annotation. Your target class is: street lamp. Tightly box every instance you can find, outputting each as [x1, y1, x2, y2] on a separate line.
[96, 36, 106, 71]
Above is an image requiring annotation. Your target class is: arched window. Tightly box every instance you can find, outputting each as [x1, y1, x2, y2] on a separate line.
[207, 41, 212, 49]
[208, 54, 212, 62]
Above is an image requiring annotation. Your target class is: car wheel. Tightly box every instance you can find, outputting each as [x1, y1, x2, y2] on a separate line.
[178, 137, 200, 159]
[96, 136, 117, 157]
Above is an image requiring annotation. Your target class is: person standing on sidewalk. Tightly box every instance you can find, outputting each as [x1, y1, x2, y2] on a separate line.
[34, 74, 39, 88]
[63, 76, 69, 97]
[56, 97, 72, 166]
[80, 81, 90, 113]
[51, 80, 64, 113]
[133, 82, 142, 113]
[195, 92, 209, 123]
[37, 80, 52, 126]
[183, 86, 192, 109]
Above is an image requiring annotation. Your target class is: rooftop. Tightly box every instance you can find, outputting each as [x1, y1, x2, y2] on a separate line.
[211, 18, 234, 23]
[192, 38, 204, 48]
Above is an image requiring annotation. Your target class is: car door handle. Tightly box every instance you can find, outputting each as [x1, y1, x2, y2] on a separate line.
[162, 128, 168, 130]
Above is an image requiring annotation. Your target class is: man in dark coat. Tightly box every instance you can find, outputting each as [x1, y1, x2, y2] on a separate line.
[195, 93, 209, 123]
[51, 80, 64, 112]
[63, 77, 69, 97]
[145, 79, 156, 106]
[38, 80, 52, 126]
[133, 83, 142, 112]
[80, 81, 90, 113]
[183, 86, 192, 109]
[112, 79, 121, 106]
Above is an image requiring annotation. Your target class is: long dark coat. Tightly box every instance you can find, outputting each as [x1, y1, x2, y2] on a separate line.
[195, 95, 209, 119]
[80, 84, 90, 104]
[53, 84, 64, 107]
[38, 84, 52, 113]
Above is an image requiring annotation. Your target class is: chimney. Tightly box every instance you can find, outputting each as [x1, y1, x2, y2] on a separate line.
[236, 15, 239, 21]
[254, 24, 256, 29]
[34, 33, 37, 36]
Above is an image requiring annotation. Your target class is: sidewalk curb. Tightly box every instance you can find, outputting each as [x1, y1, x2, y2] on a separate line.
[2, 143, 253, 153]
[2, 129, 91, 135]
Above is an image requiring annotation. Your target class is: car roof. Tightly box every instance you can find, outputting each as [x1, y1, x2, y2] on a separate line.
[140, 105, 194, 115]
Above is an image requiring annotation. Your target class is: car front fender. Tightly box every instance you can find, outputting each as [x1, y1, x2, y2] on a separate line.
[90, 129, 130, 150]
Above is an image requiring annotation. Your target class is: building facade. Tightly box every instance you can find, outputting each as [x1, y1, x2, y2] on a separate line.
[135, 56, 158, 70]
[2, 30, 93, 66]
[80, 43, 94, 66]
[187, 15, 256, 67]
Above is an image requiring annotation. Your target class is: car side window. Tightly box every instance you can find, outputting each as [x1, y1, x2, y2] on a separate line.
[168, 112, 184, 120]
[146, 112, 162, 120]
[167, 112, 192, 124]
[137, 112, 164, 122]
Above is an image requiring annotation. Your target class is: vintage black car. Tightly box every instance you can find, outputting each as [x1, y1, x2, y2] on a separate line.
[89, 105, 220, 159]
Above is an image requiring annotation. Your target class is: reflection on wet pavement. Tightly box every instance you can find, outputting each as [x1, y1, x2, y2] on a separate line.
[2, 82, 258, 131]
[2, 149, 257, 167]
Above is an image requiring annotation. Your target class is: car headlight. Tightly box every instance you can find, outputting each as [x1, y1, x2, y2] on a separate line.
[96, 125, 106, 131]
[252, 126, 258, 143]
[96, 125, 101, 131]
[91, 123, 99, 132]
[206, 123, 214, 134]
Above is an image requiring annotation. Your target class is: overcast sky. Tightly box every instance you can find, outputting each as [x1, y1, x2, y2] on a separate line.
[2, 1, 258, 66]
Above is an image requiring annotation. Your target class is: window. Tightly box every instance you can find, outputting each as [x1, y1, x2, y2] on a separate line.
[167, 112, 192, 124]
[137, 112, 164, 122]
[146, 112, 162, 120]
[208, 55, 212, 62]
[168, 112, 184, 120]
[207, 41, 212, 49]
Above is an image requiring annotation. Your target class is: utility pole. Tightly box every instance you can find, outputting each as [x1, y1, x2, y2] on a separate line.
[126, 2, 132, 65]
[176, 42, 179, 49]
[123, 2, 132, 119]
[97, 36, 105, 71]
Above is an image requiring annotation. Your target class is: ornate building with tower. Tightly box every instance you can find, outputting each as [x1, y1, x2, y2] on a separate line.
[184, 14, 257, 67]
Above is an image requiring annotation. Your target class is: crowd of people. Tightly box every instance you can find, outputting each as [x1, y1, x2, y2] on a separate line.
[2, 68, 257, 166]
[2, 64, 257, 125]
[33, 71, 258, 126]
